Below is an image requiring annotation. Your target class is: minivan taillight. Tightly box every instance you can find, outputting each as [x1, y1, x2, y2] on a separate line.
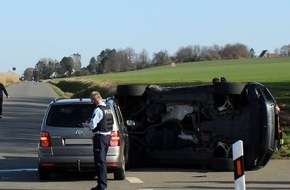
[110, 131, 120, 147]
[40, 131, 51, 147]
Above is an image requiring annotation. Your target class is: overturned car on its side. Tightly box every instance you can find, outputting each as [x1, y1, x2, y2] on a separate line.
[116, 80, 282, 170]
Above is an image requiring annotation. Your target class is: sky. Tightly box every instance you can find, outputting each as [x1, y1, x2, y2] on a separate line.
[1, 0, 289, 75]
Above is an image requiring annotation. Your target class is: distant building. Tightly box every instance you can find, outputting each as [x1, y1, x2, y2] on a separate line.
[267, 53, 278, 58]
[50, 72, 58, 78]
[259, 50, 268, 57]
[258, 50, 278, 58]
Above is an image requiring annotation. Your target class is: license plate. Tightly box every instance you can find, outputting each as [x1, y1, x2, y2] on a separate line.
[65, 139, 92, 145]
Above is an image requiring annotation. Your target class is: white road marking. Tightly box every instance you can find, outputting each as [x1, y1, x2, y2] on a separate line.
[1, 169, 151, 189]
[126, 177, 144, 183]
[0, 168, 37, 172]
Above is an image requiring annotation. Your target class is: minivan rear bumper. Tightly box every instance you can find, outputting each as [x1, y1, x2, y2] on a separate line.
[38, 148, 124, 172]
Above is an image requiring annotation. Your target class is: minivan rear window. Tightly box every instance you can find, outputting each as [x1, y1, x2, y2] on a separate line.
[46, 104, 94, 127]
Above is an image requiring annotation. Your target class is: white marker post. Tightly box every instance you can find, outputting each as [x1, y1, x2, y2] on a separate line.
[232, 140, 246, 190]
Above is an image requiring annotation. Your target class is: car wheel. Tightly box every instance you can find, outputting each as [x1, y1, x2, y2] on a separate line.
[38, 166, 51, 180]
[214, 82, 246, 95]
[117, 85, 147, 96]
[211, 157, 234, 171]
[114, 155, 126, 180]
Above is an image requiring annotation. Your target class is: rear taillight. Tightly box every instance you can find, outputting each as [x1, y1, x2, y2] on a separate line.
[276, 105, 281, 112]
[40, 131, 51, 147]
[110, 131, 120, 147]
[275, 105, 283, 147]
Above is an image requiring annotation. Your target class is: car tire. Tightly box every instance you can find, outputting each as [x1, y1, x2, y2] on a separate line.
[114, 155, 126, 180]
[117, 85, 147, 96]
[38, 166, 51, 180]
[211, 157, 234, 171]
[213, 82, 246, 95]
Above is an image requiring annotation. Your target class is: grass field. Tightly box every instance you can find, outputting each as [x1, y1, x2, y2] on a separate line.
[79, 57, 290, 85]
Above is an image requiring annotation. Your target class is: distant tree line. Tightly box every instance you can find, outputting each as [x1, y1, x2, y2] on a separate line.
[23, 43, 290, 81]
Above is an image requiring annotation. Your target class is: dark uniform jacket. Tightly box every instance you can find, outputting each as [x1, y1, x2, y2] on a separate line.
[0, 83, 8, 101]
[92, 105, 109, 133]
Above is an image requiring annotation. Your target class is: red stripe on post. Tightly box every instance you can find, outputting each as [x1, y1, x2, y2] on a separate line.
[234, 156, 244, 180]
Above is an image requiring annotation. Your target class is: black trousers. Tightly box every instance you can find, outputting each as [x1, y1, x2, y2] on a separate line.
[0, 99, 3, 115]
[93, 134, 110, 189]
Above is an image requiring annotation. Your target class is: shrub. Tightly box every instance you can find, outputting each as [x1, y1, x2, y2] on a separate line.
[273, 126, 290, 159]
[0, 72, 20, 84]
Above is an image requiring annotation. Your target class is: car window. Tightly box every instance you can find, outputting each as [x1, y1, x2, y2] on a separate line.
[261, 87, 275, 103]
[255, 86, 275, 103]
[113, 105, 123, 125]
[105, 106, 114, 131]
[46, 104, 94, 127]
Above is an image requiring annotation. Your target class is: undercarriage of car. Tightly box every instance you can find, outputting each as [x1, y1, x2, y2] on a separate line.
[116, 81, 281, 171]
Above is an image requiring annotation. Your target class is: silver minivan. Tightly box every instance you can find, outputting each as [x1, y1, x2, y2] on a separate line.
[38, 98, 129, 180]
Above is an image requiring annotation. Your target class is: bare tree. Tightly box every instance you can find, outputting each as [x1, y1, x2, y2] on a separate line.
[152, 50, 172, 66]
[122, 47, 137, 71]
[274, 48, 279, 55]
[220, 43, 249, 59]
[280, 45, 290, 56]
[71, 53, 82, 71]
[209, 44, 222, 60]
[200, 44, 222, 61]
[175, 45, 195, 63]
[136, 49, 150, 69]
[23, 68, 35, 80]
[104, 48, 138, 72]
[125, 48, 136, 64]
[192, 45, 202, 61]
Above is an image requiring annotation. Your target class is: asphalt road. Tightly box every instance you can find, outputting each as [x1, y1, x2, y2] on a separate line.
[0, 81, 290, 190]
[0, 81, 58, 166]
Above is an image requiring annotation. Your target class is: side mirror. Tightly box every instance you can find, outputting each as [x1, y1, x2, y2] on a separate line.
[126, 120, 136, 126]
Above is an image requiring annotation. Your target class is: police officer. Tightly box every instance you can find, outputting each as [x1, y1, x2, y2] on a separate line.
[85, 91, 110, 190]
